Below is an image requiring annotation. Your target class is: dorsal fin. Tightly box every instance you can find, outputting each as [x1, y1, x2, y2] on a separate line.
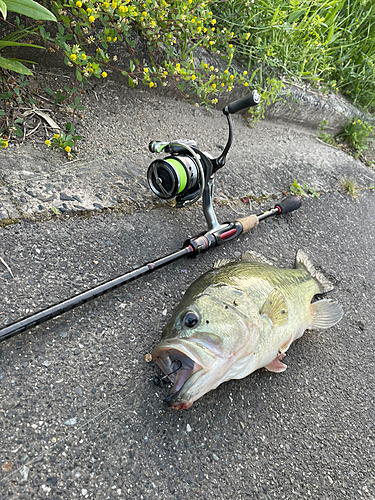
[260, 289, 289, 327]
[212, 258, 233, 269]
[296, 250, 334, 293]
[241, 251, 274, 266]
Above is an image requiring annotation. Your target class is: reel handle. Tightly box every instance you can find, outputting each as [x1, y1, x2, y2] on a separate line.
[226, 90, 261, 114]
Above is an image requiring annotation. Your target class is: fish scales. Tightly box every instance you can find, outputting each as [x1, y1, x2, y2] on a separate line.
[152, 250, 343, 410]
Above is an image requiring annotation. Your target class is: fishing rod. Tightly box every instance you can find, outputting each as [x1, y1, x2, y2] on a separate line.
[0, 91, 301, 344]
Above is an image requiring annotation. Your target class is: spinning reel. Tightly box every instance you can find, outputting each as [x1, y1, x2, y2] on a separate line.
[147, 90, 262, 231]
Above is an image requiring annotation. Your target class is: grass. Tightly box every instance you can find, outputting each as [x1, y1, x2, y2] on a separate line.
[213, 0, 375, 112]
[341, 176, 360, 200]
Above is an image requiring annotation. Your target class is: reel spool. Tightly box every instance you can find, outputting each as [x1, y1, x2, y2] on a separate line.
[147, 139, 209, 206]
[147, 154, 200, 200]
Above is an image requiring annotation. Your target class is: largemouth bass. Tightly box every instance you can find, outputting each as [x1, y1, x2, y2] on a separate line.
[152, 251, 343, 410]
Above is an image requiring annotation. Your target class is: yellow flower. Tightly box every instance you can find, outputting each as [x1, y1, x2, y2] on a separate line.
[81, 53, 87, 60]
[86, 8, 92, 13]
[212, 83, 216, 89]
[107, 36, 112, 41]
[102, 71, 108, 78]
[229, 44, 233, 48]
[191, 74, 196, 80]
[210, 66, 214, 71]
[209, 40, 214, 46]
[144, 67, 149, 73]
[224, 69, 228, 74]
[54, 134, 60, 139]
[89, 15, 95, 22]
[149, 82, 154, 87]
[119, 5, 127, 12]
[70, 54, 77, 60]
[243, 71, 247, 75]
[103, 2, 109, 7]
[1, 140, 8, 148]
[203, 63, 208, 69]
[212, 19, 216, 25]
[244, 82, 248, 87]
[45, 139, 51, 146]
[76, 1, 82, 7]
[176, 63, 180, 69]
[65, 146, 71, 153]
[142, 11, 147, 16]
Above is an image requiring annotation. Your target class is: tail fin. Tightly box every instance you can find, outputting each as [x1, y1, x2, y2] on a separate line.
[295, 250, 334, 293]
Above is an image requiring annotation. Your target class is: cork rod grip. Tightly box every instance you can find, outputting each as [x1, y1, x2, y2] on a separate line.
[236, 214, 259, 233]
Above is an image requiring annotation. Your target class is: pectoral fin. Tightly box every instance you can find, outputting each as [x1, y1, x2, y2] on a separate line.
[260, 289, 288, 327]
[265, 352, 287, 373]
[310, 299, 343, 329]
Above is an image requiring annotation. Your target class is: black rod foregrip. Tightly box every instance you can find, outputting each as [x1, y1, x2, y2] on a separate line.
[226, 90, 261, 114]
[274, 196, 301, 214]
[0, 247, 192, 343]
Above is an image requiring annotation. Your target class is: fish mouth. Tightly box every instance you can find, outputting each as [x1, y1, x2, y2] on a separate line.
[152, 347, 203, 409]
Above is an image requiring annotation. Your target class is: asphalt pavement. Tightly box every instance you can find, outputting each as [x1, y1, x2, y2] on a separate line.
[0, 83, 375, 499]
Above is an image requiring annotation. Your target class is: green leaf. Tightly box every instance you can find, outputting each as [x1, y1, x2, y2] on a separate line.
[128, 76, 135, 88]
[76, 68, 82, 82]
[0, 0, 7, 19]
[4, 0, 57, 21]
[0, 55, 32, 75]
[288, 9, 305, 24]
[0, 40, 45, 49]
[14, 125, 23, 137]
[129, 59, 135, 72]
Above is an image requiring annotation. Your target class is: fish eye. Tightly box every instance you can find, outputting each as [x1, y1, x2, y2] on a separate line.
[183, 311, 199, 328]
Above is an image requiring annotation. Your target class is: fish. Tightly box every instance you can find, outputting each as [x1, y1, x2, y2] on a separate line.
[152, 250, 343, 410]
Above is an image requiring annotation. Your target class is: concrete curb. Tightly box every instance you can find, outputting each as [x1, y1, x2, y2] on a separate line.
[264, 84, 370, 135]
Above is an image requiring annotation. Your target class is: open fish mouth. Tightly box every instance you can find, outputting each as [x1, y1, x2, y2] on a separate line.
[152, 348, 203, 408]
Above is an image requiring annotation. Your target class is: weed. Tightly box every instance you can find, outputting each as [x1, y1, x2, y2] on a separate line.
[45, 122, 82, 157]
[339, 118, 373, 155]
[317, 119, 338, 147]
[290, 179, 320, 198]
[340, 176, 359, 200]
